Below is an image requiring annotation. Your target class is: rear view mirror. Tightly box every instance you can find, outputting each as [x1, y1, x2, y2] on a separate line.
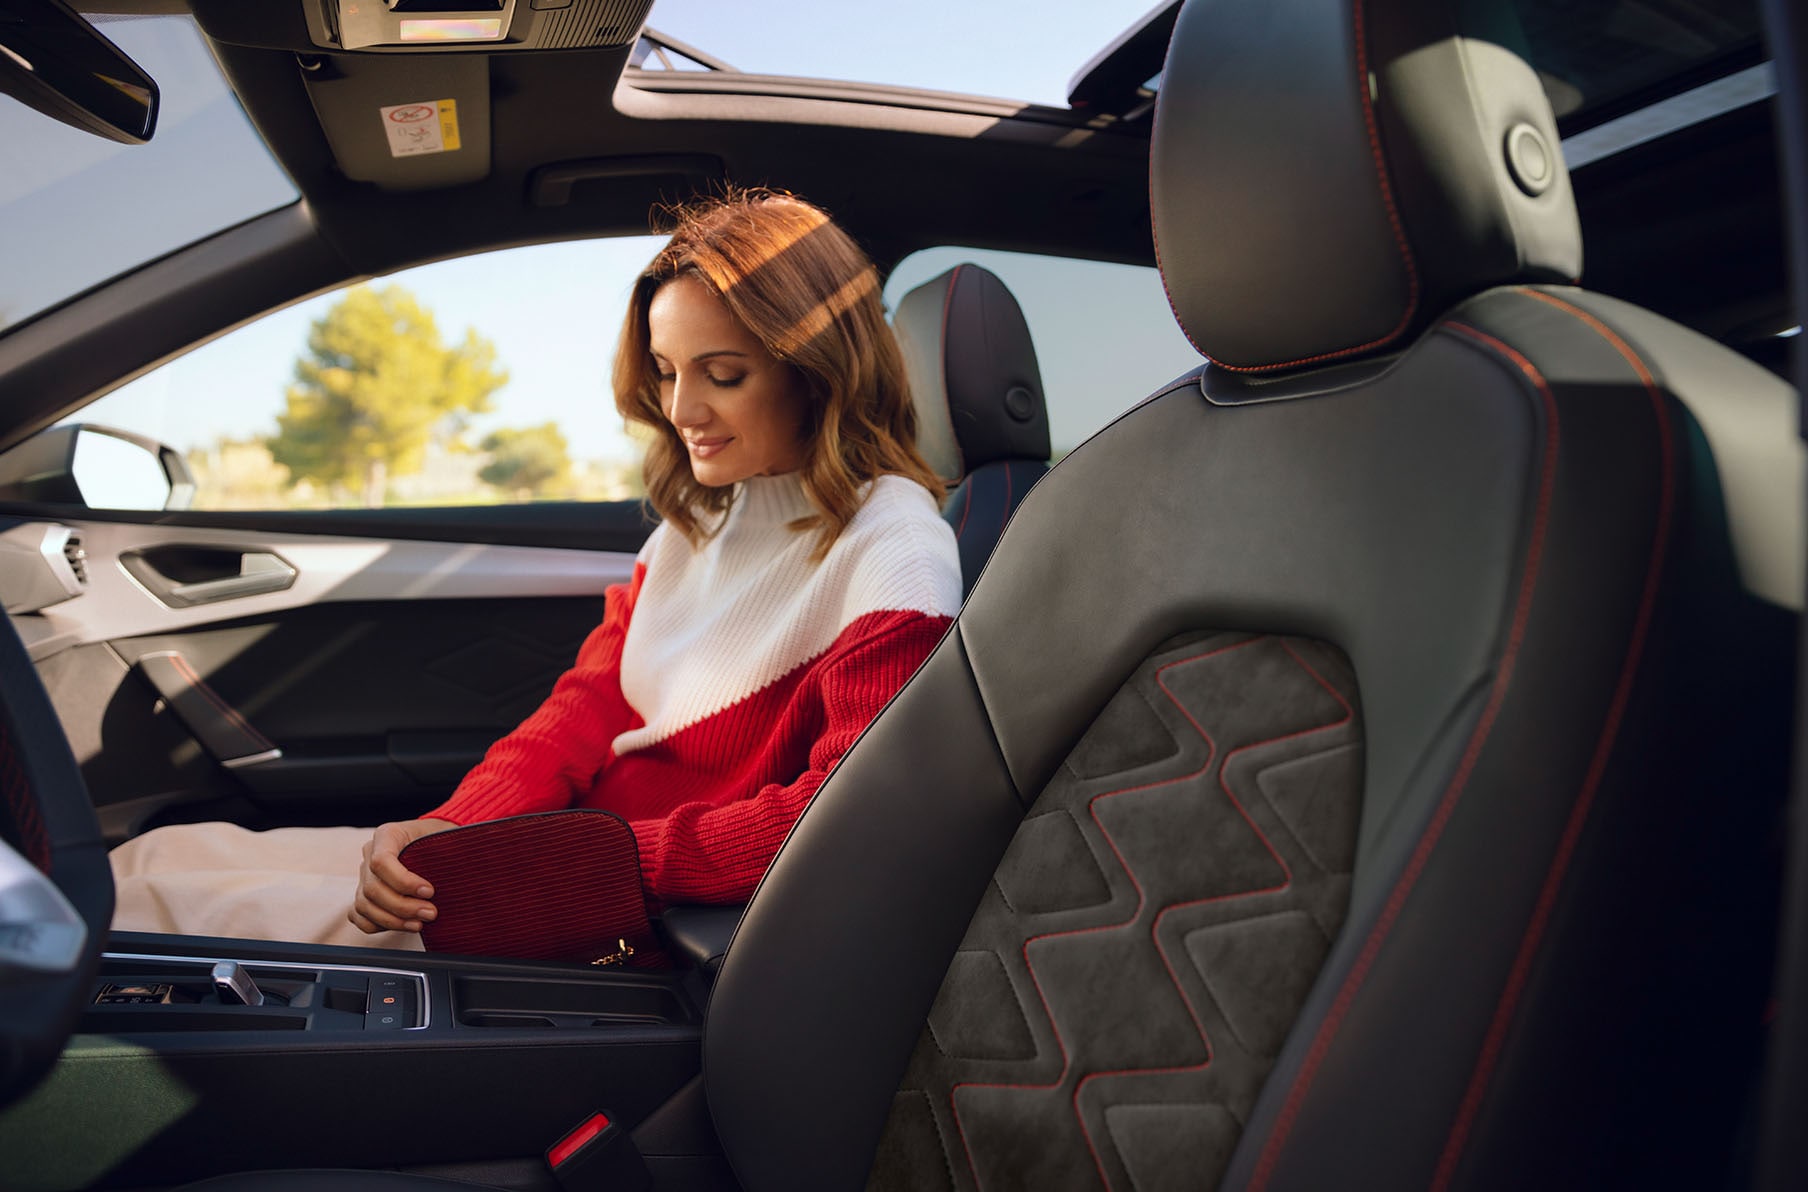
[0, 423, 194, 510]
[0, 0, 158, 144]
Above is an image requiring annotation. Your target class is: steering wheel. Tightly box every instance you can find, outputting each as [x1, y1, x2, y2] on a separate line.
[0, 609, 114, 1110]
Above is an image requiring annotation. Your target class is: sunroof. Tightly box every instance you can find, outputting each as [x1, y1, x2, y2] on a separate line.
[1506, 0, 1766, 127]
[640, 0, 1172, 106]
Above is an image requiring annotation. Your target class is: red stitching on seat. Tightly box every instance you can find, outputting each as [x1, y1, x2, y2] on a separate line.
[939, 265, 969, 479]
[1207, 0, 1421, 375]
[1427, 290, 1676, 1190]
[0, 722, 51, 874]
[1247, 320, 1560, 1192]
[947, 637, 1353, 1190]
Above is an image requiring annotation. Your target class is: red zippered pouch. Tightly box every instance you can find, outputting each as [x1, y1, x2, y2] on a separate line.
[400, 809, 667, 969]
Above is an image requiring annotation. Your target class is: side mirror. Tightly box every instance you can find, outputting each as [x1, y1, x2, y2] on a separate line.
[0, 0, 159, 145]
[0, 424, 194, 511]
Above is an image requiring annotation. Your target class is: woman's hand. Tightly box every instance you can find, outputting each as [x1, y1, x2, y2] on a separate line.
[348, 818, 457, 935]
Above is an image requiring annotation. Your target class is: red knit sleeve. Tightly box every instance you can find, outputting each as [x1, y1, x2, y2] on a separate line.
[424, 564, 645, 825]
[629, 610, 949, 904]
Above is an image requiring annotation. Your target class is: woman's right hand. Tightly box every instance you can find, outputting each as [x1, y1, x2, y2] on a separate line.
[349, 818, 457, 935]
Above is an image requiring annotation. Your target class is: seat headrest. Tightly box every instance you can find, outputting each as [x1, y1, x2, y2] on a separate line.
[893, 264, 1051, 480]
[1151, 0, 1583, 373]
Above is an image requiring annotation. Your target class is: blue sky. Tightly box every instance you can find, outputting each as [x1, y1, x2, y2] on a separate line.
[59, 2, 1200, 469]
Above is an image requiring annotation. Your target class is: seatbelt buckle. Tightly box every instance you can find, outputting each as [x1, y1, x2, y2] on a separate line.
[545, 1111, 651, 1191]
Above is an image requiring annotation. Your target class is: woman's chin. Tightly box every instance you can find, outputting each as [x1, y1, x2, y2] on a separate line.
[688, 459, 742, 488]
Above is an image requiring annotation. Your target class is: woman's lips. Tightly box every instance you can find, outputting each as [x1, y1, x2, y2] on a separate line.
[687, 436, 732, 459]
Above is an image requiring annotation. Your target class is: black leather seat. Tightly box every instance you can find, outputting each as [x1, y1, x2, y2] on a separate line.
[86, 0, 1808, 1187]
[711, 1, 1802, 1189]
[892, 264, 1051, 595]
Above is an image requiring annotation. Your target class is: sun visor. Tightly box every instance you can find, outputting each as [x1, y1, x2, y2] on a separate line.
[301, 54, 492, 190]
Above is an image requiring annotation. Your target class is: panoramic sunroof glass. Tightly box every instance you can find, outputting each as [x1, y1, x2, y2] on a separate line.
[1503, 0, 1765, 126]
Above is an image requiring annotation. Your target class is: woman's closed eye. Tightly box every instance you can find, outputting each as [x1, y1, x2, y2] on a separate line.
[707, 371, 745, 388]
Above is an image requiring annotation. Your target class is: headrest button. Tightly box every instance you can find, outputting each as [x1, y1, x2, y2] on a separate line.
[1505, 123, 1554, 197]
[1004, 386, 1037, 423]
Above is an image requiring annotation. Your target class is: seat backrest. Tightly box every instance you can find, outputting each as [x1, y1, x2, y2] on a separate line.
[703, 1, 1804, 1189]
[892, 264, 1050, 594]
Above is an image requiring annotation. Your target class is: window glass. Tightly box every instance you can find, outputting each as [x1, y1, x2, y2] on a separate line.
[641, 0, 1164, 105]
[0, 14, 299, 334]
[70, 237, 669, 510]
[884, 248, 1202, 457]
[1504, 0, 1764, 124]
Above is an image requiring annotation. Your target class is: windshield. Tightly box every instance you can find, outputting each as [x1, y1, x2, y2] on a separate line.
[642, 0, 1169, 105]
[0, 12, 299, 334]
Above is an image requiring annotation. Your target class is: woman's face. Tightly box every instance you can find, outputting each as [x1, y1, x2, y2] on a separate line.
[648, 274, 809, 488]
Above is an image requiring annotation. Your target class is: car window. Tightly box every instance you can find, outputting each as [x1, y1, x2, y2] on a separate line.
[0, 13, 299, 336]
[884, 248, 1203, 457]
[69, 237, 668, 510]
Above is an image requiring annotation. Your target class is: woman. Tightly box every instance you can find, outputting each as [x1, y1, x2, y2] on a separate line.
[111, 190, 962, 949]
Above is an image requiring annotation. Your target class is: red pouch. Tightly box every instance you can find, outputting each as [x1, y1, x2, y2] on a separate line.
[399, 810, 667, 969]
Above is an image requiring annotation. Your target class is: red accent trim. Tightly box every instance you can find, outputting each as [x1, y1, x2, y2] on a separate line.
[1149, 36, 1209, 362]
[1247, 320, 1561, 1192]
[1205, 0, 1422, 374]
[0, 722, 51, 874]
[953, 476, 974, 541]
[939, 266, 969, 478]
[1427, 290, 1676, 1190]
[947, 638, 1353, 1189]
[547, 1112, 612, 1168]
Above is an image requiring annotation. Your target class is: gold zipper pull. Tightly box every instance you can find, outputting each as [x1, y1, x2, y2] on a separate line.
[591, 938, 636, 967]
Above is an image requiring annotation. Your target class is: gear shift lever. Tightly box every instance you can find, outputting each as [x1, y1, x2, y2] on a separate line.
[212, 960, 264, 1006]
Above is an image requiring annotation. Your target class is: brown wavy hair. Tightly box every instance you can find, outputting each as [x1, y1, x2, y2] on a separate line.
[614, 189, 943, 557]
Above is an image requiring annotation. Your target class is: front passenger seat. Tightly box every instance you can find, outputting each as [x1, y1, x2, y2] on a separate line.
[892, 264, 1051, 594]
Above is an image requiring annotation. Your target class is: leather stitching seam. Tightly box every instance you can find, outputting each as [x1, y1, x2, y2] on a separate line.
[1247, 317, 1561, 1191]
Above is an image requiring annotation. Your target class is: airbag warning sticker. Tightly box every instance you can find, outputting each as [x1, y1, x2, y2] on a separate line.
[381, 99, 461, 157]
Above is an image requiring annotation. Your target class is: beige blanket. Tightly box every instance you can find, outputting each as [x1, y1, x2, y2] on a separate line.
[110, 822, 425, 952]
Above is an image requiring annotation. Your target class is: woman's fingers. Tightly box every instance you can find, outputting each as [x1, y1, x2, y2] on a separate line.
[350, 818, 457, 934]
[359, 870, 435, 923]
[348, 897, 418, 934]
[370, 846, 434, 902]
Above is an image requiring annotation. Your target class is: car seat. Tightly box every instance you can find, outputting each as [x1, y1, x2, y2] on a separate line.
[892, 264, 1051, 595]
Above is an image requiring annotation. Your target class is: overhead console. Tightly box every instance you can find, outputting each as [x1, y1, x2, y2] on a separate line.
[300, 0, 655, 53]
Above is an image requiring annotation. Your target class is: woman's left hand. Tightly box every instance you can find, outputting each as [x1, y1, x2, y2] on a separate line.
[348, 817, 456, 934]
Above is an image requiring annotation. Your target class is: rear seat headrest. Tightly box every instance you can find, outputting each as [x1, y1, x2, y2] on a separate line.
[1151, 0, 1583, 373]
[892, 264, 1051, 481]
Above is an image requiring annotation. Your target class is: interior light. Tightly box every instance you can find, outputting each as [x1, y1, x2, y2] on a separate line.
[398, 18, 503, 41]
[1779, 326, 1802, 338]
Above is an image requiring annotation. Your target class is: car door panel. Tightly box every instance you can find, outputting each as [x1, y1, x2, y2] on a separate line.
[10, 511, 646, 840]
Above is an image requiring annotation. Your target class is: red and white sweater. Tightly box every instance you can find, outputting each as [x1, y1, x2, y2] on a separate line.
[425, 474, 961, 904]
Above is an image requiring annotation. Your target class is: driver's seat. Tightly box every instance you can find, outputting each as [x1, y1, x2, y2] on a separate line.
[12, 0, 1803, 1188]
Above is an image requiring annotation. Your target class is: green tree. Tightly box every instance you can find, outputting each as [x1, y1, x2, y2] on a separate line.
[479, 423, 573, 499]
[268, 285, 507, 506]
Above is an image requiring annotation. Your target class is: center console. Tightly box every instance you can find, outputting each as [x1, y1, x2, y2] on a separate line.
[0, 930, 718, 1190]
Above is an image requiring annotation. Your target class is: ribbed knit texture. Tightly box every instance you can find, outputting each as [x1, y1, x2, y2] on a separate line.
[426, 473, 960, 904]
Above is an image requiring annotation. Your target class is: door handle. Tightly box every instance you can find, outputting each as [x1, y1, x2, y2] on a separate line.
[121, 547, 296, 608]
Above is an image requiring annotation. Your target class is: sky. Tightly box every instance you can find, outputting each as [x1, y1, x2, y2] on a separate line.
[22, 1, 1201, 471]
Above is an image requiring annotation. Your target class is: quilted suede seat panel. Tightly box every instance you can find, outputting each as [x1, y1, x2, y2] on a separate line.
[871, 634, 1363, 1191]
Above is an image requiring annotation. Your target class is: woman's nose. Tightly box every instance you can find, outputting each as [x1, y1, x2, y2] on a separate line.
[666, 374, 709, 428]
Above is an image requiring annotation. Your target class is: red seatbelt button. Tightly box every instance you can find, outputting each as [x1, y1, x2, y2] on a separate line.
[545, 1110, 649, 1191]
